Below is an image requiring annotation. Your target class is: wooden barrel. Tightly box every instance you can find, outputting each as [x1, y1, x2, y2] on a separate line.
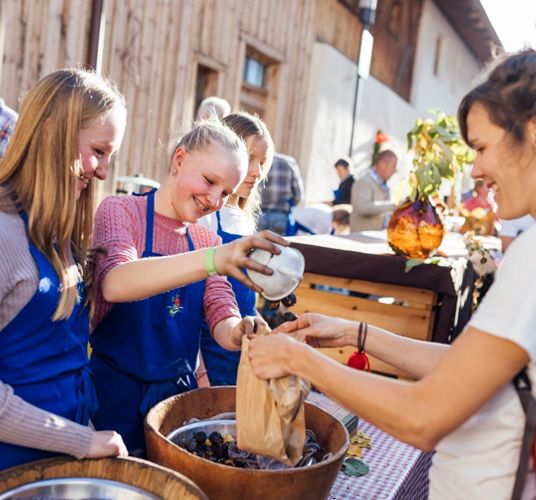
[0, 456, 208, 499]
[145, 387, 349, 500]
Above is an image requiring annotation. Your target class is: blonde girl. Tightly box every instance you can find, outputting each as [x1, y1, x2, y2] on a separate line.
[0, 68, 128, 469]
[90, 119, 284, 454]
[199, 112, 274, 386]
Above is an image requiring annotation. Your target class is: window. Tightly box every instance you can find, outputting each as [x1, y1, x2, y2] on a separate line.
[239, 42, 281, 136]
[243, 55, 266, 88]
[193, 64, 218, 117]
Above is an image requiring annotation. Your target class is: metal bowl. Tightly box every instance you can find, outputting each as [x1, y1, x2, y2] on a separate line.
[0, 477, 161, 500]
[166, 419, 236, 448]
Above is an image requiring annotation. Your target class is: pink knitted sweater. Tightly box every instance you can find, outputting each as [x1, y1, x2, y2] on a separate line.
[92, 195, 240, 331]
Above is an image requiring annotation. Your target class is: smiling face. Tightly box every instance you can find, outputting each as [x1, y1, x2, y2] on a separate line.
[165, 145, 244, 222]
[467, 102, 536, 220]
[233, 135, 270, 200]
[77, 107, 126, 196]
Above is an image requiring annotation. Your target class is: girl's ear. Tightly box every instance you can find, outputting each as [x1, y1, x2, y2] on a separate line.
[171, 147, 186, 174]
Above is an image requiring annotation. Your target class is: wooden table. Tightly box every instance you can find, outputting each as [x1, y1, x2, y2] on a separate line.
[289, 231, 479, 377]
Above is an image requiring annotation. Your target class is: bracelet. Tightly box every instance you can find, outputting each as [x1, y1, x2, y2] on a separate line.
[357, 322, 368, 353]
[196, 370, 208, 379]
[204, 247, 218, 276]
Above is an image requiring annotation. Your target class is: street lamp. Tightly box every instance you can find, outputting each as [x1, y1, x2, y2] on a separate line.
[348, 0, 377, 157]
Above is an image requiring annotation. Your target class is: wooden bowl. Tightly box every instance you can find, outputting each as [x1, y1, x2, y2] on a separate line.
[145, 387, 349, 500]
[0, 456, 207, 499]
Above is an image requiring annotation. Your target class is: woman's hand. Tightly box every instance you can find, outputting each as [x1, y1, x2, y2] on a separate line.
[85, 430, 128, 458]
[229, 315, 269, 348]
[248, 333, 303, 379]
[214, 230, 289, 292]
[275, 313, 357, 348]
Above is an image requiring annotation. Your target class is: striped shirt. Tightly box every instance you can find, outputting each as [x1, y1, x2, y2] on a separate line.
[260, 153, 304, 212]
[0, 98, 18, 159]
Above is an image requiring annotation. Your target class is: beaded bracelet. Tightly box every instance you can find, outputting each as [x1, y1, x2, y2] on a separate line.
[347, 321, 370, 371]
[357, 321, 368, 354]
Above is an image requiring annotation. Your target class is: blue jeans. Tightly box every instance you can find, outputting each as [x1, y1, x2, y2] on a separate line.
[258, 210, 288, 236]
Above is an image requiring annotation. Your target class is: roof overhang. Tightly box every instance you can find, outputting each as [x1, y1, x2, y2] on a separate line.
[434, 0, 503, 63]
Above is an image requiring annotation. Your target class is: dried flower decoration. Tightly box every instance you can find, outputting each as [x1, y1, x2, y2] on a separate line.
[372, 129, 389, 164]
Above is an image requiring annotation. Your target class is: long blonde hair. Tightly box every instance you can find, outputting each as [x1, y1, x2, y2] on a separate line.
[0, 69, 126, 320]
[221, 112, 274, 224]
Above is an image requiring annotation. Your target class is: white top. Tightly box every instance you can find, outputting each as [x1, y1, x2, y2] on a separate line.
[293, 204, 333, 235]
[499, 215, 536, 238]
[198, 205, 255, 237]
[429, 224, 536, 500]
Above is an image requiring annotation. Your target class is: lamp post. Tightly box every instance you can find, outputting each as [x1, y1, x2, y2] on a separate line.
[348, 0, 377, 157]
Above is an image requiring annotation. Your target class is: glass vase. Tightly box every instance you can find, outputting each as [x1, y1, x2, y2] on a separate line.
[387, 197, 445, 259]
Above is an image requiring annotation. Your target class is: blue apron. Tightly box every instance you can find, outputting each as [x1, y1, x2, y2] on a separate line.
[200, 211, 256, 386]
[0, 210, 96, 470]
[89, 189, 205, 453]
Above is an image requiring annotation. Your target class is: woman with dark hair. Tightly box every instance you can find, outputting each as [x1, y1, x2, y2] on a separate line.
[248, 49, 536, 499]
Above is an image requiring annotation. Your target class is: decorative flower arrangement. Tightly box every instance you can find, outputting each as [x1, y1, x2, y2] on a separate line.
[406, 111, 475, 201]
[387, 111, 475, 262]
[463, 231, 497, 310]
[372, 129, 389, 164]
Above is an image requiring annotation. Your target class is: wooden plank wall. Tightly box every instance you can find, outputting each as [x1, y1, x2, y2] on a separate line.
[0, 0, 92, 108]
[0, 0, 366, 199]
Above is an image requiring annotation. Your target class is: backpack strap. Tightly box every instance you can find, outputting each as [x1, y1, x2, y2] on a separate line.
[512, 367, 536, 500]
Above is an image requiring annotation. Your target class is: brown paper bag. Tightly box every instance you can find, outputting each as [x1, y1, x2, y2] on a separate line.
[236, 329, 310, 466]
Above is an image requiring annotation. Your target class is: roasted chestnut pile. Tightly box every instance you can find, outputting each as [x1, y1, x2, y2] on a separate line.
[184, 430, 234, 464]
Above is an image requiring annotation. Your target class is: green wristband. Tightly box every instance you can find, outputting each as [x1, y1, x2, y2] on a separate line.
[204, 247, 218, 276]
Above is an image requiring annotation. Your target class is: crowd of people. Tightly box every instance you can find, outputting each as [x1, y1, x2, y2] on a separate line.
[1, 48, 536, 499]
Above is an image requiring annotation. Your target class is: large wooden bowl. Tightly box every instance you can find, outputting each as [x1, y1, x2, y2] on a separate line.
[0, 456, 207, 499]
[145, 387, 349, 500]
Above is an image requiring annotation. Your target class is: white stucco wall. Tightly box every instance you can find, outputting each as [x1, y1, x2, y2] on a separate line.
[300, 0, 482, 203]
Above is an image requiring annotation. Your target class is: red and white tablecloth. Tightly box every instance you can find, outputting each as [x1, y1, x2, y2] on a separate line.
[307, 392, 432, 500]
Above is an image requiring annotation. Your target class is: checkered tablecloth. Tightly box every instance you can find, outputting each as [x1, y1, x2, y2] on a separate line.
[307, 392, 432, 500]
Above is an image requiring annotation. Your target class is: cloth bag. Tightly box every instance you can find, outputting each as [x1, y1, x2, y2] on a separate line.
[236, 329, 310, 466]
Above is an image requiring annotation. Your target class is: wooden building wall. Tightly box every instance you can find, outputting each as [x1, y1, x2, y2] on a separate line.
[0, 0, 327, 197]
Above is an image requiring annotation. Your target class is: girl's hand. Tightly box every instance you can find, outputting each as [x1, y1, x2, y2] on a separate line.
[248, 333, 300, 379]
[85, 430, 128, 458]
[215, 231, 289, 292]
[230, 315, 269, 347]
[275, 313, 356, 349]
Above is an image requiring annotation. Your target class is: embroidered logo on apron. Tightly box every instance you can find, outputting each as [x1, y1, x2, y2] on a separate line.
[167, 292, 183, 317]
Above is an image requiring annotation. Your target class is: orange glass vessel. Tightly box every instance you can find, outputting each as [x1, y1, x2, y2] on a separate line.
[387, 197, 445, 259]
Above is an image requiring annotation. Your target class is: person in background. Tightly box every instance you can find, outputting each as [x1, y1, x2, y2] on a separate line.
[0, 97, 18, 159]
[196, 96, 231, 121]
[349, 150, 397, 232]
[90, 120, 284, 454]
[0, 69, 128, 470]
[258, 152, 304, 235]
[248, 49, 536, 499]
[332, 157, 354, 205]
[462, 178, 494, 212]
[198, 112, 274, 386]
[499, 214, 535, 253]
[332, 204, 352, 235]
[292, 204, 334, 235]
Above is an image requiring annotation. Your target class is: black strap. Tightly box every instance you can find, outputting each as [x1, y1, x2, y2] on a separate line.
[512, 367, 536, 500]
